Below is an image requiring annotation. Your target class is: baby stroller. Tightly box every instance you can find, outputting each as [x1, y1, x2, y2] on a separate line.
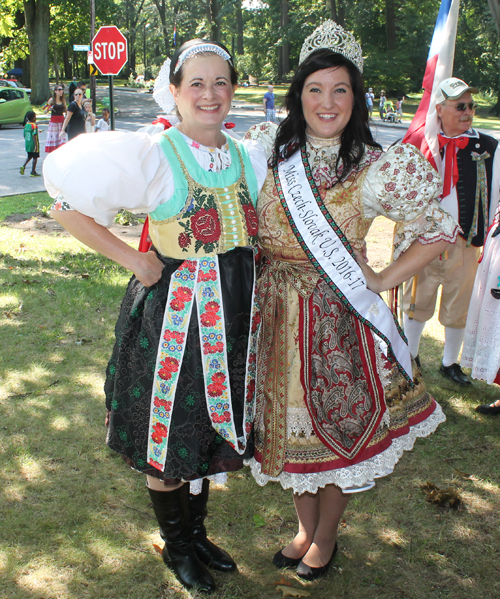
[383, 101, 397, 123]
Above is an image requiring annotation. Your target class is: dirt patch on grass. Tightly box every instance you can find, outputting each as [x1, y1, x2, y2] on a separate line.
[3, 211, 144, 244]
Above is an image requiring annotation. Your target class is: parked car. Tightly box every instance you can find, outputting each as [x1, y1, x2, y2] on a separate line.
[0, 79, 31, 95]
[0, 88, 32, 127]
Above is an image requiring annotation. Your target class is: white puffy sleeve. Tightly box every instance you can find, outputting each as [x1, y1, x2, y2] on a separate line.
[362, 143, 461, 259]
[243, 139, 268, 192]
[43, 131, 173, 227]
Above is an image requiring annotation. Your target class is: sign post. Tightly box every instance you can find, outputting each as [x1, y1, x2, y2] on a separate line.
[91, 26, 128, 130]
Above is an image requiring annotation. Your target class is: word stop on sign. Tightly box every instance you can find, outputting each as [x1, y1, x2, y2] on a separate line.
[94, 41, 126, 60]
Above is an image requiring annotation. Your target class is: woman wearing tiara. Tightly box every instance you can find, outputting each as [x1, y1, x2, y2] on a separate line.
[246, 21, 459, 581]
[43, 39, 266, 593]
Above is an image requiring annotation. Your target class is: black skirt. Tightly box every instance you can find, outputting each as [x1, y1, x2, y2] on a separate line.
[104, 247, 255, 483]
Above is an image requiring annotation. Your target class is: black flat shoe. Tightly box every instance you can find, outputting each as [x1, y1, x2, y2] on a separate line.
[296, 542, 338, 581]
[475, 403, 500, 415]
[272, 549, 305, 569]
[439, 363, 472, 386]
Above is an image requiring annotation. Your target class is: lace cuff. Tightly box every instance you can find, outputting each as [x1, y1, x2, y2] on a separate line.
[393, 200, 461, 260]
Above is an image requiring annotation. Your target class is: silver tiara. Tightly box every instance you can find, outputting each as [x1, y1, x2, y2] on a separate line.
[299, 20, 363, 73]
[174, 44, 232, 74]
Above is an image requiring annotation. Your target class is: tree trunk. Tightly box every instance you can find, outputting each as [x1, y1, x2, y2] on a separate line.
[24, 0, 51, 104]
[487, 0, 500, 115]
[386, 0, 396, 52]
[280, 0, 290, 78]
[63, 46, 71, 80]
[53, 43, 60, 83]
[236, 0, 244, 55]
[152, 0, 170, 55]
[211, 0, 221, 43]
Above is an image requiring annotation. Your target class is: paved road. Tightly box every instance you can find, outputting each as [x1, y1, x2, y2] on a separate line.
[2, 86, 493, 198]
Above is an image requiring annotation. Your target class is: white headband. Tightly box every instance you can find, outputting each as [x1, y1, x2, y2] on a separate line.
[173, 43, 232, 74]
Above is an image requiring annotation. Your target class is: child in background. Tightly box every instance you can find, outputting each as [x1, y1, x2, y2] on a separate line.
[396, 96, 404, 123]
[83, 99, 96, 134]
[95, 107, 110, 132]
[20, 111, 41, 177]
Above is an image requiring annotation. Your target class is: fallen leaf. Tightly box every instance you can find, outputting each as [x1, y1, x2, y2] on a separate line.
[75, 338, 93, 345]
[452, 468, 477, 481]
[276, 584, 310, 597]
[273, 576, 292, 586]
[153, 544, 163, 555]
[253, 514, 266, 527]
[47, 288, 56, 296]
[81, 273, 90, 279]
[421, 482, 462, 509]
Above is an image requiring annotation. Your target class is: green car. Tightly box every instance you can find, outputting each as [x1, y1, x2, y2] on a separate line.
[0, 87, 32, 127]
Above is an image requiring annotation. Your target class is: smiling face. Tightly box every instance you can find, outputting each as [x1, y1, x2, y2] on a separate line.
[301, 66, 354, 140]
[436, 91, 475, 138]
[170, 54, 236, 141]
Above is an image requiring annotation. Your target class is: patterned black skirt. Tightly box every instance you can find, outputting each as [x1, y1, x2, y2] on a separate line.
[104, 247, 255, 483]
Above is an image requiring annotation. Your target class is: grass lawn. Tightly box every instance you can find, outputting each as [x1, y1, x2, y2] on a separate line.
[1, 193, 499, 598]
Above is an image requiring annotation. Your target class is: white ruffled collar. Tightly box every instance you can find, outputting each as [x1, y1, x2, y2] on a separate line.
[177, 128, 231, 172]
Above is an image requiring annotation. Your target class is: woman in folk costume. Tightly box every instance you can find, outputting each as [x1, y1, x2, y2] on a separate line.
[43, 39, 267, 593]
[461, 212, 500, 414]
[245, 21, 459, 581]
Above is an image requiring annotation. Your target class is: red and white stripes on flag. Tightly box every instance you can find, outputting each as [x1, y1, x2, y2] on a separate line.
[403, 0, 460, 171]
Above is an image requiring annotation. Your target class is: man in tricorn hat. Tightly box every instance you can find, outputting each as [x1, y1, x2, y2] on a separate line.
[403, 77, 500, 385]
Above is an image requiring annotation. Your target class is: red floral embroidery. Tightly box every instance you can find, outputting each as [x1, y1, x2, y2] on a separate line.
[158, 356, 180, 380]
[148, 458, 164, 469]
[164, 329, 186, 344]
[395, 146, 404, 154]
[406, 162, 416, 174]
[211, 411, 231, 423]
[154, 397, 172, 409]
[251, 311, 262, 334]
[191, 208, 221, 243]
[170, 298, 185, 312]
[173, 286, 193, 302]
[380, 162, 390, 172]
[406, 191, 417, 201]
[203, 341, 224, 354]
[246, 378, 256, 400]
[178, 232, 191, 248]
[200, 301, 221, 327]
[207, 372, 227, 397]
[198, 269, 217, 282]
[243, 204, 258, 236]
[385, 182, 396, 192]
[152, 422, 168, 444]
[426, 172, 435, 182]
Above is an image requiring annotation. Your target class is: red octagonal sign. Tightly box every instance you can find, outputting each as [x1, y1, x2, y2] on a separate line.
[92, 26, 128, 76]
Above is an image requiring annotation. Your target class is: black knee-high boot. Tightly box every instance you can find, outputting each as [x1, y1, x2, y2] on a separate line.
[148, 485, 216, 592]
[189, 479, 237, 572]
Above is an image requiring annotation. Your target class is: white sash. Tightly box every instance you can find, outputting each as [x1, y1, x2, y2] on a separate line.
[276, 149, 413, 381]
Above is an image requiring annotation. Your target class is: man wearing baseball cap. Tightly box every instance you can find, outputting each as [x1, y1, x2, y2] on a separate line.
[403, 77, 500, 385]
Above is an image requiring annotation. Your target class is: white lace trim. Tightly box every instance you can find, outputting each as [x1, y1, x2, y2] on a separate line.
[188, 472, 228, 495]
[287, 407, 315, 439]
[246, 403, 445, 494]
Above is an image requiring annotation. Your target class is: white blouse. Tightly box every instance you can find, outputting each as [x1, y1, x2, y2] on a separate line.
[43, 129, 268, 228]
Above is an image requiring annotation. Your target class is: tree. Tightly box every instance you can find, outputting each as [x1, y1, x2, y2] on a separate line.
[24, 0, 50, 103]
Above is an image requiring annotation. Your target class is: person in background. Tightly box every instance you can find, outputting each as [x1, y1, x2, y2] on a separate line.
[379, 90, 386, 119]
[263, 84, 277, 123]
[95, 107, 110, 132]
[365, 86, 374, 117]
[83, 99, 96, 133]
[68, 77, 78, 101]
[44, 84, 67, 153]
[60, 87, 86, 140]
[20, 111, 41, 177]
[403, 78, 500, 385]
[396, 95, 404, 123]
[70, 81, 86, 103]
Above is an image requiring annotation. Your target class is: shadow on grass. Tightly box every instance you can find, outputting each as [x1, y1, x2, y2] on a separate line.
[2, 242, 500, 597]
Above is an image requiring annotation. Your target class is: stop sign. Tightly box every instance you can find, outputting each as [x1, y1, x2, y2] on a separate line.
[92, 26, 128, 76]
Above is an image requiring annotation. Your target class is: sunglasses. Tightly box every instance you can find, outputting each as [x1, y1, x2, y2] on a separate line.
[451, 102, 478, 111]
[56, 88, 64, 91]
